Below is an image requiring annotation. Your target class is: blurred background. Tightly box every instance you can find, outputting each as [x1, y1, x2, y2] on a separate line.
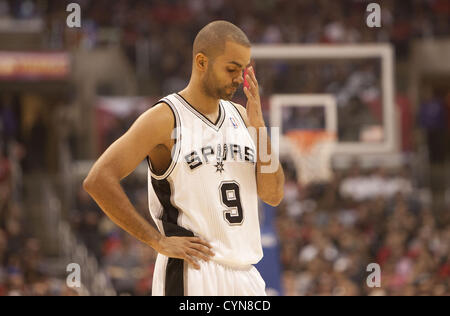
[0, 0, 449, 296]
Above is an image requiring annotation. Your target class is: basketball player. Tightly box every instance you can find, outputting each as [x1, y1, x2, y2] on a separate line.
[83, 20, 285, 296]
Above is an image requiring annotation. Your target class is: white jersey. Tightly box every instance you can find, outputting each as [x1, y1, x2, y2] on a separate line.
[147, 93, 263, 269]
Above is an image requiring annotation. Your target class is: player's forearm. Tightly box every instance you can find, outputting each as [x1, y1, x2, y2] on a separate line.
[257, 165, 284, 206]
[253, 125, 285, 206]
[83, 173, 162, 249]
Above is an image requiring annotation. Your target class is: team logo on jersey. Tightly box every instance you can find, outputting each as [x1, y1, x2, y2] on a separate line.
[184, 143, 255, 173]
[230, 117, 239, 129]
[214, 161, 225, 174]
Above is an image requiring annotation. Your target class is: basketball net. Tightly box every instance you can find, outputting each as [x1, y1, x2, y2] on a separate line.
[284, 130, 336, 186]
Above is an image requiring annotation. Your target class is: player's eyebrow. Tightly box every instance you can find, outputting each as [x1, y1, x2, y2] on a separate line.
[227, 61, 251, 69]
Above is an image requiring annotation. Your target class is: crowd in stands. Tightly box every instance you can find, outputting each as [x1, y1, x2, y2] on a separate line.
[1, 0, 448, 143]
[0, 0, 449, 91]
[0, 116, 78, 295]
[278, 161, 449, 295]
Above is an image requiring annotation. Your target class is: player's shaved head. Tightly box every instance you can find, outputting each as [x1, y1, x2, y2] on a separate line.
[193, 20, 251, 61]
[189, 21, 251, 100]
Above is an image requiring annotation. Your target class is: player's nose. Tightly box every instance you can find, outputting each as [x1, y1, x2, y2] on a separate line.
[234, 72, 244, 85]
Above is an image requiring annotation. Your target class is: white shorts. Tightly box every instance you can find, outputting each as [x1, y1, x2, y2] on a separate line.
[152, 254, 267, 296]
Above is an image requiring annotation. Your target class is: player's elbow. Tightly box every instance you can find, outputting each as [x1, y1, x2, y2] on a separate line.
[269, 194, 284, 207]
[82, 174, 96, 194]
[261, 189, 284, 207]
[83, 168, 103, 195]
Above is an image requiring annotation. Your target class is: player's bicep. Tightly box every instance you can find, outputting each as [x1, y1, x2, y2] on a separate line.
[87, 103, 173, 181]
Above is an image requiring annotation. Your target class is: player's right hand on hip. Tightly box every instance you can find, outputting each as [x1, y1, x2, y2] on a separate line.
[156, 236, 215, 270]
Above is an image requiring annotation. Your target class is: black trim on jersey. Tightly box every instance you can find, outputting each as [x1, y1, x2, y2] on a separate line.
[174, 93, 225, 131]
[151, 177, 194, 296]
[228, 101, 248, 129]
[146, 99, 181, 180]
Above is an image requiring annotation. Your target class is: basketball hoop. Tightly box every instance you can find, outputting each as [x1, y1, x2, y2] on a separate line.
[284, 130, 336, 186]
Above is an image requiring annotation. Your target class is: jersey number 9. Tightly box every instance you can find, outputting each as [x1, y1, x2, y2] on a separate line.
[219, 181, 244, 226]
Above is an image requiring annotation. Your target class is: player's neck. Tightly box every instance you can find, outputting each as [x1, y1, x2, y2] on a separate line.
[178, 86, 220, 116]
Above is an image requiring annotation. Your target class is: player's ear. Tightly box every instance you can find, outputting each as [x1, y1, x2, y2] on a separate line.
[195, 53, 208, 72]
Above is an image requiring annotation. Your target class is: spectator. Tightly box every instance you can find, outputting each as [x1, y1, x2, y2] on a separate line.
[419, 87, 448, 165]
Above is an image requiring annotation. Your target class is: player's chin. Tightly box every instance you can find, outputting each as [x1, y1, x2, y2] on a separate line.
[219, 92, 234, 101]
[222, 89, 237, 100]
